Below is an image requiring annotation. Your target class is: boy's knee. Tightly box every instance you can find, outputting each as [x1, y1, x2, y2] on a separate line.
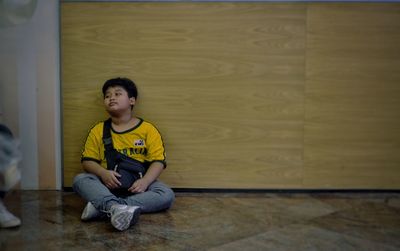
[150, 182, 175, 208]
[162, 186, 175, 209]
[72, 173, 95, 190]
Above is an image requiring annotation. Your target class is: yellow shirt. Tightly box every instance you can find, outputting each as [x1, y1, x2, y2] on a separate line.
[81, 118, 166, 169]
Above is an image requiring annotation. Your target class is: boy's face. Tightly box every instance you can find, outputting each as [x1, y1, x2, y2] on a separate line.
[103, 86, 135, 113]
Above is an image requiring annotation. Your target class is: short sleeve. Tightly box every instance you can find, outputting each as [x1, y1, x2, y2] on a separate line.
[81, 123, 103, 164]
[145, 124, 167, 167]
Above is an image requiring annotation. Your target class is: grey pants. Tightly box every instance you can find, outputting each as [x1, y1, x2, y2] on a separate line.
[72, 173, 175, 213]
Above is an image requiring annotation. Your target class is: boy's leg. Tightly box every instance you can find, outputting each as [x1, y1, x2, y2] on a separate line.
[73, 173, 141, 231]
[72, 173, 122, 212]
[123, 180, 175, 213]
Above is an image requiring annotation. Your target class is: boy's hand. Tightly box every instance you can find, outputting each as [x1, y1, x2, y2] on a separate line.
[100, 170, 121, 189]
[128, 178, 150, 193]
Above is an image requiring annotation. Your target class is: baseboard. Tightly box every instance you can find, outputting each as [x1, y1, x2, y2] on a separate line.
[62, 186, 400, 193]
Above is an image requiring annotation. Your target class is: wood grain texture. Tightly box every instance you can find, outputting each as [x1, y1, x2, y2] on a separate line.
[62, 3, 306, 188]
[304, 4, 400, 189]
[62, 2, 400, 189]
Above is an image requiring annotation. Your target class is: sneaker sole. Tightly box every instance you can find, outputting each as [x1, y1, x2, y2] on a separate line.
[111, 208, 140, 231]
[0, 219, 21, 228]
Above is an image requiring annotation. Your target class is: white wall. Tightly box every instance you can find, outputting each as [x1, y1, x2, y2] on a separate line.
[0, 0, 61, 189]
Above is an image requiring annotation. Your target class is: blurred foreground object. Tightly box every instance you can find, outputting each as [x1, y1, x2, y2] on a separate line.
[0, 162, 20, 191]
[0, 127, 21, 191]
[0, 198, 21, 228]
[0, 124, 21, 228]
[0, 0, 37, 27]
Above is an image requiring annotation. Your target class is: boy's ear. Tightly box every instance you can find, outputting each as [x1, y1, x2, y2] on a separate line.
[130, 97, 136, 106]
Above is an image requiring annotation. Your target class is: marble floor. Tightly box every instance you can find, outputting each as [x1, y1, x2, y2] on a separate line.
[0, 190, 399, 251]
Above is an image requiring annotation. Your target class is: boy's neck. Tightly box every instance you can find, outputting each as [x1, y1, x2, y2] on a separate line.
[110, 113, 135, 126]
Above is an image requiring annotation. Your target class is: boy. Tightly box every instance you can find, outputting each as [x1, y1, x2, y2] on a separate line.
[72, 77, 174, 231]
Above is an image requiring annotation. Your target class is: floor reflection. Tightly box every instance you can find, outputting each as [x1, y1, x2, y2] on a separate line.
[0, 191, 399, 251]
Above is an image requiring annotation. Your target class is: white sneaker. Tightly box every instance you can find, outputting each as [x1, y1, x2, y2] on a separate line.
[0, 200, 21, 228]
[81, 202, 104, 221]
[109, 204, 140, 231]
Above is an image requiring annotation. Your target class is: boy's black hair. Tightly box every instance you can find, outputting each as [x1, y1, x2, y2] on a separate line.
[102, 77, 138, 99]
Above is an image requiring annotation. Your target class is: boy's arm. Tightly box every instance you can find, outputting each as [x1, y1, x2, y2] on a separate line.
[82, 160, 121, 189]
[128, 161, 164, 193]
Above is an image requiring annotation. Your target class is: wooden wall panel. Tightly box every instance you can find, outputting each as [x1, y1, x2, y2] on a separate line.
[62, 2, 400, 189]
[62, 3, 306, 188]
[304, 4, 400, 188]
